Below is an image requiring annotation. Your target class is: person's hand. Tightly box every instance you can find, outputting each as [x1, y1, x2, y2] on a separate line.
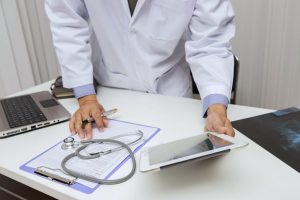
[69, 95, 108, 139]
[204, 104, 235, 137]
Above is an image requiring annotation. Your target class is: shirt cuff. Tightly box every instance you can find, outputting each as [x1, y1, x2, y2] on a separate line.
[73, 84, 96, 99]
[202, 94, 229, 118]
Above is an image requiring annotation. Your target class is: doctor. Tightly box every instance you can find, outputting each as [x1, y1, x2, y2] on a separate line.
[45, 0, 235, 139]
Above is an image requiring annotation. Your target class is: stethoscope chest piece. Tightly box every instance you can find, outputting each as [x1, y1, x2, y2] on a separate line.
[61, 137, 80, 150]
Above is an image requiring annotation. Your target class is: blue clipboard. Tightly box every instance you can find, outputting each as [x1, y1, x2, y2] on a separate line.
[20, 119, 160, 194]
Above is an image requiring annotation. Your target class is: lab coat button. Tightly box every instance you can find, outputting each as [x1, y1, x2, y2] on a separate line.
[130, 29, 136, 34]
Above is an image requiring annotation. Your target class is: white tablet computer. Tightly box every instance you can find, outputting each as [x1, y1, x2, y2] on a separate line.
[140, 132, 248, 172]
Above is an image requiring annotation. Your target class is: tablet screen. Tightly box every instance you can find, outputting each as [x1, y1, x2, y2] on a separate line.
[149, 134, 233, 165]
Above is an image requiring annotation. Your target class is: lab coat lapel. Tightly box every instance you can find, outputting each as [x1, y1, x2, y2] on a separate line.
[130, 0, 146, 23]
[121, 0, 131, 21]
[121, 0, 146, 25]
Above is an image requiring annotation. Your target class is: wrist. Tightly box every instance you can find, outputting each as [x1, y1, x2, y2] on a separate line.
[78, 95, 98, 106]
[207, 104, 227, 116]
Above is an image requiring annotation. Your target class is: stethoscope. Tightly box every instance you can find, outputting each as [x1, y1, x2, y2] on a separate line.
[60, 130, 144, 184]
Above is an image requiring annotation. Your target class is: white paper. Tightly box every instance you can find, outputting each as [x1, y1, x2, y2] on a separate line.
[26, 120, 158, 188]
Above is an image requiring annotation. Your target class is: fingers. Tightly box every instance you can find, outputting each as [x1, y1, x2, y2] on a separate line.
[225, 119, 235, 137]
[91, 109, 105, 132]
[83, 123, 93, 139]
[82, 112, 93, 139]
[214, 128, 226, 134]
[213, 123, 228, 134]
[206, 122, 227, 134]
[74, 112, 85, 139]
[70, 99, 109, 139]
[103, 117, 109, 127]
[205, 114, 226, 134]
[69, 116, 76, 134]
[204, 112, 235, 137]
[204, 121, 213, 132]
[204, 126, 208, 132]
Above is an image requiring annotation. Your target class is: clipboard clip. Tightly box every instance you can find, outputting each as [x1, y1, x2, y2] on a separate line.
[34, 166, 77, 185]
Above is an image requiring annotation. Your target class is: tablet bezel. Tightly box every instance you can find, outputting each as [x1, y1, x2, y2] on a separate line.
[139, 132, 248, 172]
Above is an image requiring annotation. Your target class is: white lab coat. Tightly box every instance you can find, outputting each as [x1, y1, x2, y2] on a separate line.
[45, 0, 235, 100]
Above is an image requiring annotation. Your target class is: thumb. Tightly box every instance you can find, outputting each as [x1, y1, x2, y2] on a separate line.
[214, 125, 228, 134]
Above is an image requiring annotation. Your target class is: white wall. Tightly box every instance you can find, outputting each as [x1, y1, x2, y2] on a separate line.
[0, 0, 59, 97]
[231, 0, 300, 109]
[0, 0, 299, 110]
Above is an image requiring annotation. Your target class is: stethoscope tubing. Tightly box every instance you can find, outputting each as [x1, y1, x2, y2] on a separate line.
[61, 138, 136, 184]
[60, 131, 144, 184]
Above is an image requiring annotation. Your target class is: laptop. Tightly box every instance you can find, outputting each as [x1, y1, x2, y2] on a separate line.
[0, 91, 71, 138]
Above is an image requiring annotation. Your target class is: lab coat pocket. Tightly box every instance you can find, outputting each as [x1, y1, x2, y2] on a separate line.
[147, 0, 195, 41]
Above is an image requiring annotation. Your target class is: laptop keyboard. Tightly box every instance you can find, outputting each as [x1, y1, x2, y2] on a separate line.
[1, 95, 47, 128]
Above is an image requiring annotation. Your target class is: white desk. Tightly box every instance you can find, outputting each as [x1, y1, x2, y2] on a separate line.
[0, 81, 300, 200]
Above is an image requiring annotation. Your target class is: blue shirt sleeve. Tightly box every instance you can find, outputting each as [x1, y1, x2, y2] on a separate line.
[202, 94, 229, 118]
[73, 84, 96, 99]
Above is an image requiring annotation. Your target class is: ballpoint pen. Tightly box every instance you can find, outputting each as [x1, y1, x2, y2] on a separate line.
[81, 108, 118, 128]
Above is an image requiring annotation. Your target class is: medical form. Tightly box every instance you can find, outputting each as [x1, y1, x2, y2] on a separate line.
[20, 120, 160, 193]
